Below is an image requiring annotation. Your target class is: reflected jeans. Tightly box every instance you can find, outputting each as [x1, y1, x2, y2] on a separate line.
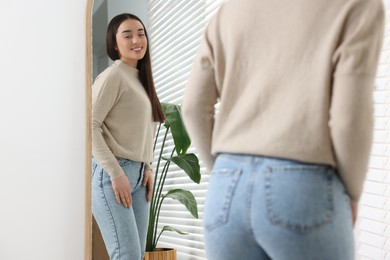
[92, 158, 149, 260]
[203, 154, 354, 260]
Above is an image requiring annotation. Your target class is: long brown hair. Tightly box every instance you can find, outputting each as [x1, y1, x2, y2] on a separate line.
[106, 13, 165, 123]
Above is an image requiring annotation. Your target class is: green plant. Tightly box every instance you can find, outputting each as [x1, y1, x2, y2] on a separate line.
[145, 103, 201, 252]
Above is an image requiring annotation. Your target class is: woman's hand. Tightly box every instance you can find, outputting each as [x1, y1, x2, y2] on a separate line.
[112, 175, 132, 208]
[143, 169, 154, 202]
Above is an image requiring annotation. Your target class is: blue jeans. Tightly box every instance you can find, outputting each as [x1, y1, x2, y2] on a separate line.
[203, 154, 354, 260]
[92, 158, 149, 260]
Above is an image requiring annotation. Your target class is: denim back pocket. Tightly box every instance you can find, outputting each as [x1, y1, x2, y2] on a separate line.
[265, 165, 334, 233]
[204, 168, 242, 231]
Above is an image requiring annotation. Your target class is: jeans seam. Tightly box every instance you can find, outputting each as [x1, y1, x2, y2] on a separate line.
[135, 163, 144, 190]
[205, 169, 241, 231]
[99, 171, 121, 259]
[247, 167, 257, 242]
[220, 173, 235, 225]
[92, 163, 97, 176]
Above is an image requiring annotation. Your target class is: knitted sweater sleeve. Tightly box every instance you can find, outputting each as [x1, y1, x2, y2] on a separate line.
[182, 16, 219, 172]
[92, 71, 125, 179]
[330, 0, 385, 202]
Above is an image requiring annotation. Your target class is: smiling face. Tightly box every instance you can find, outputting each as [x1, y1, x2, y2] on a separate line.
[115, 18, 147, 68]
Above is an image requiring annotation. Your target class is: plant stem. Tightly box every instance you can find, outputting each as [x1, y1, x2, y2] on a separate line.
[150, 127, 169, 221]
[153, 123, 161, 153]
[154, 161, 168, 217]
[155, 229, 165, 248]
[153, 148, 175, 248]
[152, 160, 169, 248]
[153, 195, 166, 249]
[146, 126, 169, 251]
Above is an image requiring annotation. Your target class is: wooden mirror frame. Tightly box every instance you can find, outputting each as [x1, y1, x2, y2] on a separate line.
[85, 0, 93, 259]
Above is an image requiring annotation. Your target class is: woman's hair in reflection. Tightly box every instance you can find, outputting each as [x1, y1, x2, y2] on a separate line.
[106, 13, 165, 123]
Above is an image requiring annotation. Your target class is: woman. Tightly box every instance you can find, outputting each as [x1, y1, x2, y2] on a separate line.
[92, 13, 164, 260]
[182, 0, 384, 259]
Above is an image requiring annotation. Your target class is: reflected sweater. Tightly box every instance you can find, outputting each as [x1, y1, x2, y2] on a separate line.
[92, 60, 155, 179]
[182, 0, 385, 202]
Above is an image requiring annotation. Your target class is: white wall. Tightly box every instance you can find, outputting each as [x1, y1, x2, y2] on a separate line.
[0, 1, 86, 260]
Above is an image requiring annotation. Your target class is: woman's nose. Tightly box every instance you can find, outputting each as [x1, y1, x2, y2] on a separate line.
[132, 36, 140, 44]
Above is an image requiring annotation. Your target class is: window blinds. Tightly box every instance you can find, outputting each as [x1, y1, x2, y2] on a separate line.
[148, 1, 390, 260]
[147, 1, 226, 259]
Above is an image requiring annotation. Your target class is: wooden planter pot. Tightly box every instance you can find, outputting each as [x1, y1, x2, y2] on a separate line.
[144, 248, 176, 260]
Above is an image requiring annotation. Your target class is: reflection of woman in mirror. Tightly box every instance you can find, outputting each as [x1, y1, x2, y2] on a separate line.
[91, 13, 164, 260]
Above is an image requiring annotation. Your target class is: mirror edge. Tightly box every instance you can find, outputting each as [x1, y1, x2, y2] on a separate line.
[85, 0, 93, 259]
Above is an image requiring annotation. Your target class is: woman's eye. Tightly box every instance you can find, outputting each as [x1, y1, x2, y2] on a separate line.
[139, 34, 145, 37]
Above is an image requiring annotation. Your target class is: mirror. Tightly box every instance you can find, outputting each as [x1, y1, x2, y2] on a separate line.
[87, 1, 151, 259]
[87, 1, 228, 259]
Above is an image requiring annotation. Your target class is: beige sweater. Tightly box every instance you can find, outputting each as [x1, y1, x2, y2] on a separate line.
[92, 60, 155, 179]
[182, 0, 385, 202]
